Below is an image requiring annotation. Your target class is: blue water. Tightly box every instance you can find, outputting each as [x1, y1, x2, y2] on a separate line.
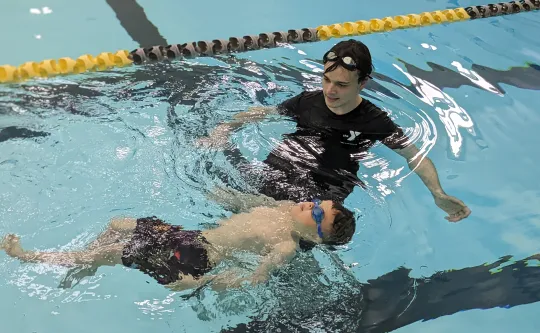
[1, 0, 540, 332]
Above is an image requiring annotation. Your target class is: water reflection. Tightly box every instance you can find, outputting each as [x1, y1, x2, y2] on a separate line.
[451, 61, 504, 96]
[6, 264, 109, 304]
[393, 63, 475, 158]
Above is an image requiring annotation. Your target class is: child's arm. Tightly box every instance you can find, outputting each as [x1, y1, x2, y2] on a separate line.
[167, 241, 296, 291]
[206, 186, 279, 213]
[166, 241, 297, 292]
[166, 270, 244, 292]
[165, 274, 213, 291]
[247, 240, 298, 285]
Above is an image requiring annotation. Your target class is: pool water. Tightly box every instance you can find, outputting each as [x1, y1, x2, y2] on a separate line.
[1, 0, 540, 332]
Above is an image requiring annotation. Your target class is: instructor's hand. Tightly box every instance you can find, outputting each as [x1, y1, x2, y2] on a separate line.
[434, 193, 471, 222]
[195, 123, 236, 150]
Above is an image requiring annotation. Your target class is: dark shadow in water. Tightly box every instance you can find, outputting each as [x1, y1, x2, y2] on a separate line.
[0, 126, 49, 143]
[105, 0, 168, 47]
[393, 60, 540, 95]
[219, 253, 540, 333]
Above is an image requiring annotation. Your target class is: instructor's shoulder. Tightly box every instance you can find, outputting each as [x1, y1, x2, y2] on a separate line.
[359, 98, 384, 113]
[295, 90, 325, 107]
[285, 90, 322, 104]
[279, 90, 323, 115]
[361, 98, 394, 120]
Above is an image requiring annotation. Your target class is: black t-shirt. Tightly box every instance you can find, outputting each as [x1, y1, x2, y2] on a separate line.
[251, 90, 409, 202]
[264, 90, 408, 171]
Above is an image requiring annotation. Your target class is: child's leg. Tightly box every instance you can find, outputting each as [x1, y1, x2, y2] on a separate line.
[1, 234, 124, 267]
[109, 217, 138, 232]
[87, 217, 138, 251]
[57, 218, 137, 288]
[59, 265, 99, 289]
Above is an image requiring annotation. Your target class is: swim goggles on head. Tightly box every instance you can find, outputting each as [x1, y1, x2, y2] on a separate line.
[323, 50, 372, 79]
[311, 198, 325, 239]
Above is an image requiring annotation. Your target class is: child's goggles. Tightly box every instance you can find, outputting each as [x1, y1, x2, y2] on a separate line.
[311, 198, 325, 239]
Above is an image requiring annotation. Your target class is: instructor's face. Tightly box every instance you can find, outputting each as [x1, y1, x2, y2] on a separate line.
[322, 63, 364, 111]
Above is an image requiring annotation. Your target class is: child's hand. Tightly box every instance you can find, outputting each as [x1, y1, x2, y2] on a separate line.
[211, 270, 246, 290]
[207, 270, 255, 290]
[245, 271, 268, 286]
[166, 274, 207, 291]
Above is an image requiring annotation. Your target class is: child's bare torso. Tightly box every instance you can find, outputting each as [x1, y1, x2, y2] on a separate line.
[202, 202, 296, 260]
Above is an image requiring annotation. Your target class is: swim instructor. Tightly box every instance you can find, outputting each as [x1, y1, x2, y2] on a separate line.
[198, 39, 471, 223]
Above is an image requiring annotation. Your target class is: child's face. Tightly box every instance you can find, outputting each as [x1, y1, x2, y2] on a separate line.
[290, 200, 337, 239]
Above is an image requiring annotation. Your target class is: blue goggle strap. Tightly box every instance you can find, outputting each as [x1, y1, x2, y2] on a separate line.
[312, 198, 324, 239]
[317, 224, 323, 239]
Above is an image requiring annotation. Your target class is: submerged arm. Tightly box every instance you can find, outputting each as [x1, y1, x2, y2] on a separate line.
[232, 106, 279, 122]
[393, 144, 444, 196]
[166, 241, 297, 292]
[206, 186, 279, 213]
[392, 144, 471, 222]
[196, 106, 278, 149]
[247, 240, 298, 285]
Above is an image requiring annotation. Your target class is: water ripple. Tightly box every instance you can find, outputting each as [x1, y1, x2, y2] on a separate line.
[393, 63, 476, 158]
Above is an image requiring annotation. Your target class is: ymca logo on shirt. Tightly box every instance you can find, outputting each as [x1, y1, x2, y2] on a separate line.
[344, 131, 362, 141]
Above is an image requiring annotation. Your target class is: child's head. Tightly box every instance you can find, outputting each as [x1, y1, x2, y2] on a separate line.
[290, 200, 356, 246]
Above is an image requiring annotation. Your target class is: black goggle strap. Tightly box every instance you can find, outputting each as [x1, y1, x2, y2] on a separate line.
[323, 51, 372, 80]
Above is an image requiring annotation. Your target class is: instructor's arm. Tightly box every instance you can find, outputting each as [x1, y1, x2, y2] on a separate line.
[393, 144, 471, 222]
[196, 106, 278, 149]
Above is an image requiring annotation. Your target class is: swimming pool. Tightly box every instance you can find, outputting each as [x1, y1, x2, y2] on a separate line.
[1, 0, 540, 332]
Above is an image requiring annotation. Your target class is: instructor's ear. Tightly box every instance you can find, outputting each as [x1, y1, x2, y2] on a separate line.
[358, 78, 368, 91]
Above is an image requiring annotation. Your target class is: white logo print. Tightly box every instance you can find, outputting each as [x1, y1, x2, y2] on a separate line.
[346, 131, 361, 141]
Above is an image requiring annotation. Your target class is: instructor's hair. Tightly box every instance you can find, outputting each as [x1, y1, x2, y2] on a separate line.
[324, 39, 374, 82]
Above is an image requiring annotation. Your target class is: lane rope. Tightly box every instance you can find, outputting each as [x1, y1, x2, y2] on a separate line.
[1, 1, 538, 84]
